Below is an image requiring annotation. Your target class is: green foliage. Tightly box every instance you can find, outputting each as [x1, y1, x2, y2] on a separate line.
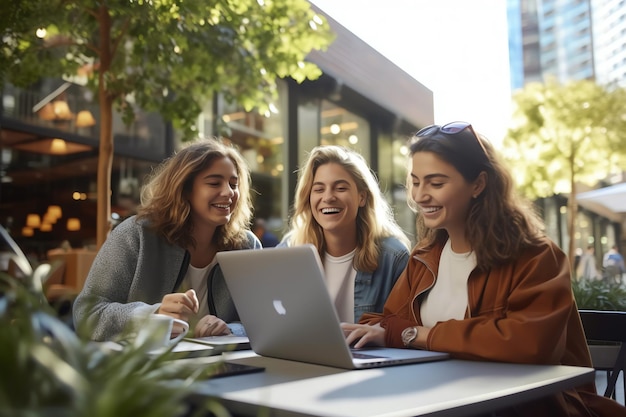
[0, 266, 228, 417]
[572, 279, 626, 311]
[1, 0, 334, 138]
[503, 78, 626, 199]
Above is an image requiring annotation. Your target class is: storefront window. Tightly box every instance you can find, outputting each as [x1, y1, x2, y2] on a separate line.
[319, 100, 370, 162]
[220, 81, 288, 237]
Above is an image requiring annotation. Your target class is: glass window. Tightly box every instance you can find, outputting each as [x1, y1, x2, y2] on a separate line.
[319, 100, 370, 162]
[378, 132, 415, 245]
[220, 81, 288, 238]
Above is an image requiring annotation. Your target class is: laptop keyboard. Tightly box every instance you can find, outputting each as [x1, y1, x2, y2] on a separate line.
[350, 351, 386, 360]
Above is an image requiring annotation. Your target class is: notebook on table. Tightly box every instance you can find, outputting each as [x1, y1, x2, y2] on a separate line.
[215, 244, 449, 369]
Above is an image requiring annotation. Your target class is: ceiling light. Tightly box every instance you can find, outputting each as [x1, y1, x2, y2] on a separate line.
[75, 110, 96, 127]
[26, 214, 41, 228]
[50, 138, 68, 154]
[66, 218, 81, 231]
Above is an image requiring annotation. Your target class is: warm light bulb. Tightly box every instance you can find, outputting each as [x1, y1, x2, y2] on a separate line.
[75, 110, 96, 127]
[46, 205, 62, 219]
[52, 100, 72, 120]
[50, 139, 68, 154]
[26, 214, 41, 228]
[66, 218, 81, 231]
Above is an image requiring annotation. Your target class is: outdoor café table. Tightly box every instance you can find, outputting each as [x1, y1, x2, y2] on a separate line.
[183, 350, 595, 417]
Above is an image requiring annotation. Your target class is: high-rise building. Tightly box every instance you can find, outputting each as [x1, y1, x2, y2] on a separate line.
[509, 0, 626, 89]
[508, 0, 596, 90]
[592, 0, 626, 87]
[507, 0, 626, 259]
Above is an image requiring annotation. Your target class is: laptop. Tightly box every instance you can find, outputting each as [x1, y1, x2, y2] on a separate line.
[215, 244, 449, 369]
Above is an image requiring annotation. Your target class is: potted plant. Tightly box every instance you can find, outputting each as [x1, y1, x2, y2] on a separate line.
[0, 262, 229, 417]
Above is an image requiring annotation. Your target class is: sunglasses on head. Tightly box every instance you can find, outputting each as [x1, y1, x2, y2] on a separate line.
[415, 121, 488, 157]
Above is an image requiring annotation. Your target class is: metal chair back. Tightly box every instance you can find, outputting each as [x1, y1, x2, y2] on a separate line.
[579, 309, 626, 399]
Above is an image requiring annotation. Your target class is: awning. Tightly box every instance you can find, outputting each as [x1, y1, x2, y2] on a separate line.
[576, 182, 626, 214]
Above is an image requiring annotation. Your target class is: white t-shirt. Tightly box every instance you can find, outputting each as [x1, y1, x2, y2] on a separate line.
[420, 239, 476, 328]
[324, 249, 357, 323]
[182, 259, 216, 318]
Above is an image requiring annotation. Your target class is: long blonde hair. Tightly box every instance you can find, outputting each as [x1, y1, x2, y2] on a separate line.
[286, 145, 410, 272]
[137, 138, 253, 250]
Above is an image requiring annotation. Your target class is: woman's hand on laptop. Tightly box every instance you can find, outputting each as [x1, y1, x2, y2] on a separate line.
[194, 315, 231, 337]
[341, 323, 384, 349]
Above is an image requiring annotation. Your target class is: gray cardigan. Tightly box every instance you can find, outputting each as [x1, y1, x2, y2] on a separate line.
[73, 216, 261, 341]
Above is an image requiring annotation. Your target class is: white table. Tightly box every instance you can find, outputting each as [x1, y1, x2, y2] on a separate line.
[186, 351, 595, 417]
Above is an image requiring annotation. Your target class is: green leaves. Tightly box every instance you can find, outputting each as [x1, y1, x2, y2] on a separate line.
[572, 279, 626, 311]
[0, 269, 226, 417]
[504, 79, 626, 199]
[2, 0, 334, 138]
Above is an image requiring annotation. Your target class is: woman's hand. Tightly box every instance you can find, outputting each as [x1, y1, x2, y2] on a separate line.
[158, 289, 199, 324]
[194, 315, 231, 337]
[341, 322, 385, 349]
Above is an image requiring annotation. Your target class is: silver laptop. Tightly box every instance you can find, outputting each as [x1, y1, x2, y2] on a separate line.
[216, 244, 449, 369]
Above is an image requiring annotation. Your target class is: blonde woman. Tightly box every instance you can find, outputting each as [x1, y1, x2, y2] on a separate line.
[279, 145, 410, 323]
[74, 138, 261, 341]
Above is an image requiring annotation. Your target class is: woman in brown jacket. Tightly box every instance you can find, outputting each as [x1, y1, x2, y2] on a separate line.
[342, 122, 625, 417]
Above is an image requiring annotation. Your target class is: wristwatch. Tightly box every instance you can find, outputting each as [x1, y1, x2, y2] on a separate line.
[401, 326, 419, 347]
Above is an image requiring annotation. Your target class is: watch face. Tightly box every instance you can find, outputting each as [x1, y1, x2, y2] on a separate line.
[402, 327, 418, 346]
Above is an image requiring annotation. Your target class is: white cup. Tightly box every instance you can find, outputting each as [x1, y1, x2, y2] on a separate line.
[133, 313, 189, 351]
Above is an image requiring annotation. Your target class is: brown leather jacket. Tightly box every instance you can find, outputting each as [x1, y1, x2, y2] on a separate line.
[360, 238, 626, 417]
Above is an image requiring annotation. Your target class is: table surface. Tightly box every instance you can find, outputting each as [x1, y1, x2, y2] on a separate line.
[185, 350, 595, 417]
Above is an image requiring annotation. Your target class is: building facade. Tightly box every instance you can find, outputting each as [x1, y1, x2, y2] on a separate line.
[0, 6, 433, 260]
[507, 0, 626, 267]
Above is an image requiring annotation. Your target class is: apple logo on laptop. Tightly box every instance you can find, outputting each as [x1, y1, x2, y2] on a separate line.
[273, 299, 287, 315]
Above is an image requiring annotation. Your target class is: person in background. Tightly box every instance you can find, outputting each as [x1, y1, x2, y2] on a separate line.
[577, 245, 600, 281]
[279, 145, 411, 323]
[603, 244, 625, 284]
[343, 122, 625, 416]
[252, 218, 279, 248]
[74, 138, 261, 341]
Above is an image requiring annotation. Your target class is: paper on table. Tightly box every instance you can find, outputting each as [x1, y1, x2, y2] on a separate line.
[99, 339, 218, 358]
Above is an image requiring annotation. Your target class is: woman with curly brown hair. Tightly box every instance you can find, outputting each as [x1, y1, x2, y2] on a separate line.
[343, 122, 625, 416]
[74, 138, 260, 341]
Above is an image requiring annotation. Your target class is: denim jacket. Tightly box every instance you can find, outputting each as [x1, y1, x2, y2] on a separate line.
[278, 236, 409, 322]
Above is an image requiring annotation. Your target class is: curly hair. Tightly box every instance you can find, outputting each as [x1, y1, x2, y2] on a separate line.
[285, 145, 410, 272]
[136, 138, 253, 251]
[407, 129, 545, 271]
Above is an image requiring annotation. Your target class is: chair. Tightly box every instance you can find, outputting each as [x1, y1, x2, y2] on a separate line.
[578, 309, 626, 400]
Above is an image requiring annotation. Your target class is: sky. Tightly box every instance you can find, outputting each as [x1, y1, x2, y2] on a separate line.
[310, 0, 512, 148]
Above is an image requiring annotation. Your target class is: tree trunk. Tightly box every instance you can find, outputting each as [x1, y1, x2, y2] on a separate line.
[96, 92, 113, 249]
[95, 5, 113, 249]
[567, 154, 577, 274]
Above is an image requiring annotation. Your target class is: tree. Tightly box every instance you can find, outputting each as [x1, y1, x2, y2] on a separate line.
[1, 0, 334, 248]
[502, 78, 626, 265]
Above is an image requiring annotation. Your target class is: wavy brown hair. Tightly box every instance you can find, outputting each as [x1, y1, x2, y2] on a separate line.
[407, 129, 545, 271]
[285, 145, 410, 272]
[136, 138, 253, 251]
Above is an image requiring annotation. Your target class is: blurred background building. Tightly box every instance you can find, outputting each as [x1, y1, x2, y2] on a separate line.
[0, 4, 432, 260]
[508, 0, 626, 260]
[1, 0, 625, 266]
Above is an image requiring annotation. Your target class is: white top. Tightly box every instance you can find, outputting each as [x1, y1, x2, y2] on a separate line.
[420, 239, 476, 328]
[323, 249, 356, 323]
[182, 259, 216, 318]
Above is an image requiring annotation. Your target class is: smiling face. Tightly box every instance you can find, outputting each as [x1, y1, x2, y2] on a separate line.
[188, 156, 239, 230]
[410, 151, 484, 247]
[309, 162, 366, 239]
